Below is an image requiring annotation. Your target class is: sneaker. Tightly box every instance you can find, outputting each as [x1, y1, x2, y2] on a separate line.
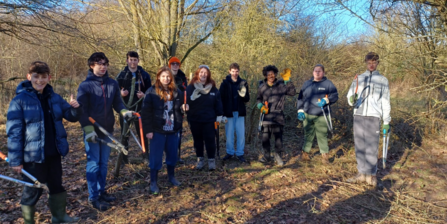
[321, 153, 329, 164]
[196, 157, 205, 170]
[346, 173, 366, 183]
[99, 192, 116, 203]
[237, 155, 247, 163]
[222, 154, 233, 161]
[208, 159, 216, 170]
[89, 199, 109, 211]
[273, 152, 284, 166]
[300, 151, 311, 161]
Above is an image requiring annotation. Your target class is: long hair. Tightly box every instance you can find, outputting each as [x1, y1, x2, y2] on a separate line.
[155, 66, 176, 102]
[189, 65, 216, 87]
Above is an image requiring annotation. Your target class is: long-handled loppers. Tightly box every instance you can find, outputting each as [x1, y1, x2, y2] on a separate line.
[89, 117, 128, 155]
[382, 128, 391, 168]
[0, 151, 43, 188]
[318, 96, 333, 134]
[123, 112, 146, 153]
[251, 101, 268, 152]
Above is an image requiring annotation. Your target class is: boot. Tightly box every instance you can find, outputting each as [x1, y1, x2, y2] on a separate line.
[99, 192, 116, 203]
[300, 151, 310, 161]
[321, 153, 329, 165]
[150, 169, 160, 194]
[89, 199, 109, 212]
[208, 159, 216, 170]
[21, 205, 35, 224]
[48, 191, 80, 223]
[273, 152, 284, 166]
[259, 151, 271, 163]
[196, 157, 205, 170]
[365, 174, 377, 187]
[346, 173, 366, 183]
[167, 165, 181, 186]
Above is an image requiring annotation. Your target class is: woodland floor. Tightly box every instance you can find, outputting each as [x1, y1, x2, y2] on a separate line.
[1, 110, 447, 223]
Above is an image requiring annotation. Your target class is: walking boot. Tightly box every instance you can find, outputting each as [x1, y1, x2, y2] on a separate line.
[273, 152, 284, 166]
[300, 151, 311, 161]
[321, 153, 329, 165]
[196, 157, 205, 170]
[48, 191, 80, 223]
[89, 199, 109, 211]
[222, 154, 233, 161]
[21, 205, 36, 224]
[259, 151, 271, 163]
[365, 174, 377, 187]
[167, 165, 181, 186]
[208, 158, 216, 171]
[346, 173, 366, 183]
[150, 169, 160, 194]
[99, 191, 116, 203]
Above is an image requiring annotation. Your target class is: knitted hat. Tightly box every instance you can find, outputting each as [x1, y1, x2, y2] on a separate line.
[168, 57, 181, 68]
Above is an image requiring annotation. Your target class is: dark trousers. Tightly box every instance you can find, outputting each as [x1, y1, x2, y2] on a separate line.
[261, 124, 283, 154]
[189, 121, 216, 159]
[20, 155, 65, 206]
[149, 132, 179, 170]
[119, 115, 148, 152]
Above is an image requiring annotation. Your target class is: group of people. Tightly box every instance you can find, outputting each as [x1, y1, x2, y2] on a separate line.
[5, 51, 390, 223]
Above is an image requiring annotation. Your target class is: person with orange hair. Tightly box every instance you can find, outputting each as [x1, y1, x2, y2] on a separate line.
[168, 56, 188, 163]
[141, 66, 188, 194]
[186, 65, 223, 170]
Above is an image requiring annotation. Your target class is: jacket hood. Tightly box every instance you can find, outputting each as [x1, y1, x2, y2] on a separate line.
[86, 69, 110, 83]
[16, 80, 54, 98]
[225, 74, 242, 84]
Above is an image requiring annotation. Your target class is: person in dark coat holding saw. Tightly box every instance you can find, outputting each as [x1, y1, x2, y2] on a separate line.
[141, 66, 188, 194]
[256, 65, 296, 166]
[297, 64, 338, 164]
[116, 51, 152, 163]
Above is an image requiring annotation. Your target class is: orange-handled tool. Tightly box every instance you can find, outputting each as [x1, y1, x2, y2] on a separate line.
[0, 151, 7, 162]
[89, 117, 128, 155]
[0, 151, 42, 187]
[132, 112, 146, 153]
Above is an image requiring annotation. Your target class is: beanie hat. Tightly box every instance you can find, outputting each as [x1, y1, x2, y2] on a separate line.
[168, 57, 181, 68]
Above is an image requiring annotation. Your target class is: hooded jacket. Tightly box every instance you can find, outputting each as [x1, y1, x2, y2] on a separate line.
[219, 75, 250, 117]
[77, 70, 125, 137]
[116, 65, 152, 111]
[256, 79, 296, 125]
[186, 83, 223, 123]
[296, 76, 338, 116]
[174, 69, 188, 92]
[7, 81, 82, 167]
[347, 70, 391, 124]
[141, 87, 184, 134]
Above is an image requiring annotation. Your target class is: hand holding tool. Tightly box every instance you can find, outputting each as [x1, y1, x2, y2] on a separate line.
[0, 151, 42, 188]
[89, 117, 128, 155]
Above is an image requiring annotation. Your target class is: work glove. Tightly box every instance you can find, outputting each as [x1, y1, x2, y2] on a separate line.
[83, 125, 97, 143]
[238, 86, 247, 97]
[280, 68, 291, 85]
[216, 116, 223, 123]
[349, 94, 358, 105]
[257, 103, 264, 109]
[260, 105, 269, 114]
[222, 116, 228, 124]
[382, 124, 390, 134]
[297, 110, 305, 121]
[120, 109, 134, 120]
[317, 97, 329, 107]
[190, 90, 201, 101]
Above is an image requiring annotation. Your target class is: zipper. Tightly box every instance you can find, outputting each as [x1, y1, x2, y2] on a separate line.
[47, 97, 62, 156]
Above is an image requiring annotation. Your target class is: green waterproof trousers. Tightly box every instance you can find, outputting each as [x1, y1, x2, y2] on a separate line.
[302, 114, 329, 153]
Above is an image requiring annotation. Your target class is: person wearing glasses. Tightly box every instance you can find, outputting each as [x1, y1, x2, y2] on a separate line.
[76, 52, 134, 211]
[186, 65, 223, 170]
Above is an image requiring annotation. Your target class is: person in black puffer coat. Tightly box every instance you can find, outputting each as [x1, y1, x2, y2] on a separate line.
[186, 65, 223, 171]
[256, 65, 296, 166]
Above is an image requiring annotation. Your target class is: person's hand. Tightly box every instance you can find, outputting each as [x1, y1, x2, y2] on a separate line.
[11, 165, 22, 174]
[317, 98, 328, 107]
[182, 104, 189, 112]
[298, 112, 305, 121]
[222, 116, 228, 124]
[69, 94, 80, 108]
[257, 103, 264, 109]
[238, 86, 247, 97]
[280, 68, 291, 84]
[190, 90, 201, 101]
[383, 124, 390, 134]
[146, 132, 153, 139]
[121, 88, 129, 97]
[121, 109, 134, 120]
[349, 94, 358, 105]
[83, 125, 97, 143]
[260, 105, 269, 114]
[216, 116, 223, 123]
[136, 91, 144, 99]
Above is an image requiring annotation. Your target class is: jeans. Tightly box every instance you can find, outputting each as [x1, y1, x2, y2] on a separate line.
[84, 137, 111, 201]
[149, 132, 179, 170]
[225, 111, 245, 156]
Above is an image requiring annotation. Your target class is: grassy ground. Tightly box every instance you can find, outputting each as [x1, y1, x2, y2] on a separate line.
[1, 91, 446, 223]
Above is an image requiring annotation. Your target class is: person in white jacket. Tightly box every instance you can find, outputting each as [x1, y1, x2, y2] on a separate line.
[346, 52, 391, 187]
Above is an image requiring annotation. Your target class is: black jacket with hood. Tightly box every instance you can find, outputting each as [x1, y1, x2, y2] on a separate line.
[256, 79, 296, 125]
[296, 76, 338, 116]
[174, 69, 188, 92]
[219, 75, 250, 117]
[116, 65, 152, 111]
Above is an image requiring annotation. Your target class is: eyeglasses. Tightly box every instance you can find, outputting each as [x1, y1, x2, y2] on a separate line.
[199, 65, 210, 70]
[95, 62, 109, 67]
[171, 62, 180, 66]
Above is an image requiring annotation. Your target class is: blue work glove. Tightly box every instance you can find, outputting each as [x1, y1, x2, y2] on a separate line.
[297, 111, 305, 121]
[257, 103, 264, 109]
[317, 98, 327, 107]
[382, 124, 390, 134]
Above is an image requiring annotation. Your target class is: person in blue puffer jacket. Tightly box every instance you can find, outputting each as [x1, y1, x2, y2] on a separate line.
[7, 61, 81, 224]
[76, 52, 134, 211]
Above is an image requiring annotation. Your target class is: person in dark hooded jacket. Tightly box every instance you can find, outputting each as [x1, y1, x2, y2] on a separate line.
[219, 63, 250, 162]
[7, 61, 81, 224]
[77, 52, 134, 211]
[116, 51, 151, 163]
[296, 64, 338, 164]
[256, 65, 296, 166]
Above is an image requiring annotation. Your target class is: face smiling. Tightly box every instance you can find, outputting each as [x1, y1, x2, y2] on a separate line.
[199, 68, 208, 83]
[266, 71, 276, 84]
[27, 73, 50, 94]
[90, 59, 108, 77]
[127, 57, 139, 70]
[159, 71, 171, 87]
[229, 68, 239, 81]
[313, 66, 324, 81]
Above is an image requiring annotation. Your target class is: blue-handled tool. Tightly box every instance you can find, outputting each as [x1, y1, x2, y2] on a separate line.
[382, 128, 391, 168]
[0, 151, 43, 188]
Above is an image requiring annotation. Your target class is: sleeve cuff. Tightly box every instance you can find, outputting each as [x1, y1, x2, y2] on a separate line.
[298, 109, 304, 113]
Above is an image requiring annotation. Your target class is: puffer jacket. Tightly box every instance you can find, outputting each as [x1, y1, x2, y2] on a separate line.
[347, 70, 391, 124]
[141, 87, 184, 134]
[296, 76, 338, 116]
[219, 75, 250, 117]
[77, 70, 125, 137]
[256, 78, 296, 125]
[6, 81, 82, 167]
